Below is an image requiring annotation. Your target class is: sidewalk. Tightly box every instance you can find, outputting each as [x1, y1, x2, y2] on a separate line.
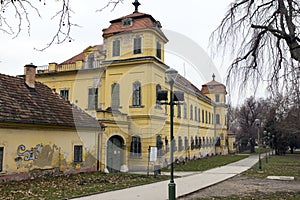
[74, 155, 259, 200]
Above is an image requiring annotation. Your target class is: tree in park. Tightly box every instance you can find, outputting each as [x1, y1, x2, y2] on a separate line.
[212, 0, 300, 95]
[0, 0, 124, 50]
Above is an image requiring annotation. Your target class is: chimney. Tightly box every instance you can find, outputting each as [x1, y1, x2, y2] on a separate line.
[24, 64, 37, 88]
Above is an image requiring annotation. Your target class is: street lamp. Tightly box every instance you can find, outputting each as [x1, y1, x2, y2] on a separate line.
[263, 131, 268, 163]
[268, 132, 271, 158]
[254, 119, 262, 171]
[157, 68, 184, 200]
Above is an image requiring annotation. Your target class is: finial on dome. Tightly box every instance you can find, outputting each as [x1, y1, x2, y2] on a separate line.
[132, 0, 141, 13]
[212, 73, 216, 81]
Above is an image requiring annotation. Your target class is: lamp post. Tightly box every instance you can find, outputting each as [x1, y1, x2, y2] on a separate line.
[268, 132, 271, 158]
[157, 68, 184, 200]
[263, 131, 268, 163]
[254, 119, 262, 171]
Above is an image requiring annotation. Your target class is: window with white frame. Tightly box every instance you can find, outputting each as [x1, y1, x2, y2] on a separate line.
[112, 39, 121, 57]
[132, 81, 141, 106]
[74, 145, 83, 162]
[60, 89, 69, 100]
[88, 88, 98, 110]
[133, 36, 142, 54]
[130, 136, 142, 157]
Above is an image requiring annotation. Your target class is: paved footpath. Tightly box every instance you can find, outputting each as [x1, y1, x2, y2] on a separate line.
[74, 155, 259, 200]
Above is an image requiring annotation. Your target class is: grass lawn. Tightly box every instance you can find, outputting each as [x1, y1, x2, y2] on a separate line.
[199, 193, 300, 200]
[163, 154, 248, 172]
[244, 153, 300, 180]
[0, 172, 169, 200]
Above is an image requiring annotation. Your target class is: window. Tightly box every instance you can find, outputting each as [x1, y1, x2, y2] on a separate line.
[177, 103, 181, 118]
[183, 103, 187, 119]
[203, 137, 205, 147]
[132, 81, 141, 106]
[60, 89, 69, 100]
[133, 36, 142, 54]
[178, 136, 183, 152]
[216, 114, 220, 124]
[184, 136, 189, 150]
[88, 88, 98, 110]
[202, 109, 205, 123]
[195, 136, 199, 149]
[215, 94, 220, 102]
[156, 135, 163, 157]
[112, 40, 121, 57]
[209, 112, 211, 124]
[212, 114, 214, 124]
[111, 83, 120, 110]
[198, 108, 200, 122]
[122, 18, 133, 27]
[205, 111, 208, 123]
[165, 136, 169, 153]
[195, 107, 197, 121]
[191, 136, 195, 150]
[156, 41, 162, 59]
[172, 138, 177, 152]
[156, 84, 162, 108]
[74, 145, 83, 162]
[190, 105, 193, 120]
[0, 147, 3, 172]
[130, 136, 141, 157]
[87, 54, 95, 69]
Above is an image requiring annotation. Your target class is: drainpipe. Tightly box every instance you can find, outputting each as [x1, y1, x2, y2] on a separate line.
[97, 125, 106, 171]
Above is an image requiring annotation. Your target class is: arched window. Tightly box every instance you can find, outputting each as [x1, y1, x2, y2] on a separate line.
[202, 109, 205, 123]
[156, 84, 162, 108]
[191, 136, 195, 150]
[177, 103, 181, 118]
[130, 136, 141, 157]
[216, 114, 220, 124]
[183, 103, 187, 119]
[132, 81, 141, 106]
[178, 136, 183, 152]
[111, 83, 120, 110]
[190, 105, 193, 120]
[156, 135, 163, 157]
[184, 136, 189, 150]
[194, 106, 197, 121]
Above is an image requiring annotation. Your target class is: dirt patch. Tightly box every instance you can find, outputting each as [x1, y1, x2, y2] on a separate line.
[179, 174, 300, 199]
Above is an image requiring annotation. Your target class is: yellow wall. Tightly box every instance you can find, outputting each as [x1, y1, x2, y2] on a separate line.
[0, 124, 99, 178]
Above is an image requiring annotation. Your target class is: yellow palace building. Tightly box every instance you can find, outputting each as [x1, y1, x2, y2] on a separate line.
[34, 2, 228, 172]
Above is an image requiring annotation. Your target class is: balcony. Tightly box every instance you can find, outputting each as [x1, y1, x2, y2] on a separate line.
[36, 60, 102, 74]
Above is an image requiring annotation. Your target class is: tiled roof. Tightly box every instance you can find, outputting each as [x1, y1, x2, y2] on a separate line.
[0, 73, 100, 128]
[175, 74, 212, 103]
[103, 12, 166, 39]
[60, 45, 104, 65]
[201, 80, 227, 94]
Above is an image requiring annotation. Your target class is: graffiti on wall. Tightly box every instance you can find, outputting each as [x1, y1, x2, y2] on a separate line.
[15, 144, 43, 161]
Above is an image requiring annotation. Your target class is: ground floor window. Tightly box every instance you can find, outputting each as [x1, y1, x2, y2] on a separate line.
[74, 145, 83, 162]
[0, 147, 3, 172]
[130, 136, 142, 157]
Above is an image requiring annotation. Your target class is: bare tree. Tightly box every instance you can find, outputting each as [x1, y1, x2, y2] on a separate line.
[211, 0, 300, 96]
[0, 0, 124, 50]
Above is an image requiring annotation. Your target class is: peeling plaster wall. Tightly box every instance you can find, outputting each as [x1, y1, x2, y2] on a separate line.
[0, 126, 99, 181]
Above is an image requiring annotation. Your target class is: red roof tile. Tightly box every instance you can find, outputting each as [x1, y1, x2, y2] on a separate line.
[103, 12, 166, 39]
[175, 74, 212, 102]
[201, 80, 227, 94]
[0, 73, 100, 128]
[60, 45, 104, 65]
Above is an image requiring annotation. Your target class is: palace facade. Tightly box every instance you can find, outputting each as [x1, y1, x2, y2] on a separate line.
[33, 3, 228, 172]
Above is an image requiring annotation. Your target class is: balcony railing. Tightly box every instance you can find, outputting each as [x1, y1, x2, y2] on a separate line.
[36, 60, 102, 74]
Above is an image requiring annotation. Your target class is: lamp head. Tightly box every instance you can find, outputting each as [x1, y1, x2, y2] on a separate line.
[165, 68, 178, 84]
[254, 119, 260, 127]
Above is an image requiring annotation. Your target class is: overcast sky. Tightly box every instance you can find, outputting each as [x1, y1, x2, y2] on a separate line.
[0, 0, 231, 87]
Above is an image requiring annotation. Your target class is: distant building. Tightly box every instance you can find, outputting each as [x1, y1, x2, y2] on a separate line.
[0, 65, 103, 181]
[34, 2, 228, 172]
